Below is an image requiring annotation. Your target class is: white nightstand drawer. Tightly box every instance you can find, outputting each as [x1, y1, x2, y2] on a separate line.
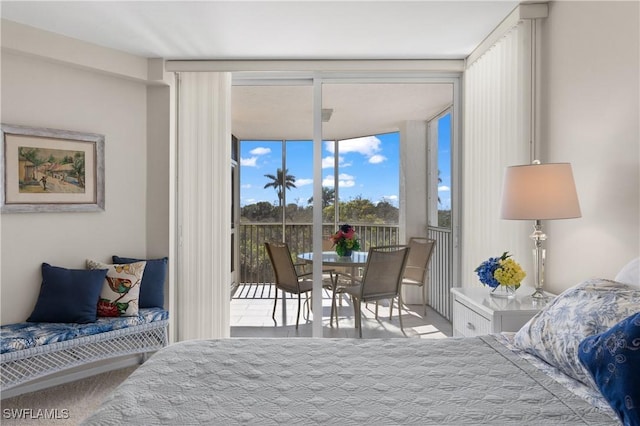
[451, 287, 550, 337]
[453, 300, 491, 337]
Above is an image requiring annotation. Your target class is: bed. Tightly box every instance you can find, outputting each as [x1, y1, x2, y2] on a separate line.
[82, 265, 640, 426]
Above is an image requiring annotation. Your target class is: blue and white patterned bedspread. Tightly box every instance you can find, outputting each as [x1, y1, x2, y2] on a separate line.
[0, 308, 168, 354]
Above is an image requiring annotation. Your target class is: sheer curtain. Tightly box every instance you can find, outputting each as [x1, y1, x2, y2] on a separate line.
[461, 20, 533, 287]
[175, 72, 231, 340]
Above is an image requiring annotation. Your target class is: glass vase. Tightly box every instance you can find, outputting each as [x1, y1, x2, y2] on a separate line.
[490, 285, 517, 299]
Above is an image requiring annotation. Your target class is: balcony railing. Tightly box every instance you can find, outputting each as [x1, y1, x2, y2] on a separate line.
[236, 223, 399, 297]
[235, 222, 453, 321]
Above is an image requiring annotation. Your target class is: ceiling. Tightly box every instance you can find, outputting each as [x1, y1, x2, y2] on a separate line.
[1, 1, 518, 140]
[1, 1, 518, 60]
[233, 83, 454, 140]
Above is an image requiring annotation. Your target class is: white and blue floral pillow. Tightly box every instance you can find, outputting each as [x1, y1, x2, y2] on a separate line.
[514, 278, 640, 386]
[579, 312, 640, 426]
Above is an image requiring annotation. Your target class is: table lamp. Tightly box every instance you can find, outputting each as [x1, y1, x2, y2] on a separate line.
[500, 161, 581, 299]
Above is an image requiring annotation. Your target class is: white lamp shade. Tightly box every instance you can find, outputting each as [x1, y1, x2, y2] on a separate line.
[500, 163, 582, 220]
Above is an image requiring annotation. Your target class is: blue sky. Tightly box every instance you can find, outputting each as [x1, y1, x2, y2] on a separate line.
[239, 112, 451, 209]
[438, 113, 452, 209]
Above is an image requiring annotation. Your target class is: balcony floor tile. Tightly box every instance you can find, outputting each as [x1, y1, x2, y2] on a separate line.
[230, 292, 452, 339]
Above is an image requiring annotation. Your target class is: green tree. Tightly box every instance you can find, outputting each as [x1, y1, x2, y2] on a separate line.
[263, 168, 296, 207]
[307, 187, 335, 208]
[241, 201, 278, 222]
[375, 200, 399, 224]
[72, 152, 85, 188]
[19, 147, 43, 168]
[339, 196, 378, 224]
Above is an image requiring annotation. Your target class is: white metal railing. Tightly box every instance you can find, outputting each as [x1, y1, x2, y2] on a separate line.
[427, 226, 453, 321]
[235, 223, 453, 321]
[236, 223, 400, 298]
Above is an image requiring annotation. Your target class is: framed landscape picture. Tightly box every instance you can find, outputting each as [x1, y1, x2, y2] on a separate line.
[0, 124, 105, 213]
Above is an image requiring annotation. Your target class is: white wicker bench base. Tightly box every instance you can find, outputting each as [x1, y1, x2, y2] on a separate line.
[1, 320, 168, 391]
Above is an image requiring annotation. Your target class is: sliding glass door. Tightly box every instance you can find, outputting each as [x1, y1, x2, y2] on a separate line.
[232, 76, 460, 336]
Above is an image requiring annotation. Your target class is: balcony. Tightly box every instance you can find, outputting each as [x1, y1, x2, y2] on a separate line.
[235, 222, 400, 293]
[232, 222, 453, 337]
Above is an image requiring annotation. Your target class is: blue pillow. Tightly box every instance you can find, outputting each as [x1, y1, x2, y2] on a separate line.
[112, 256, 167, 308]
[27, 263, 107, 324]
[578, 312, 640, 426]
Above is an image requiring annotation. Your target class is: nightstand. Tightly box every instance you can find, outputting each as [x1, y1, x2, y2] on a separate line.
[450, 286, 551, 337]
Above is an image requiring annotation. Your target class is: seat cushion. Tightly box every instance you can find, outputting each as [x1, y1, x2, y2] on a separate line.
[3, 308, 169, 354]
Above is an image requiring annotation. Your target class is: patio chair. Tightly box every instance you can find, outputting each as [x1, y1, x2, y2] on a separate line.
[265, 242, 333, 329]
[395, 237, 436, 317]
[335, 245, 410, 338]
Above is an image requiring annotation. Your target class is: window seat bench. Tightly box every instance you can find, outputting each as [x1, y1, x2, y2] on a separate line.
[0, 308, 168, 393]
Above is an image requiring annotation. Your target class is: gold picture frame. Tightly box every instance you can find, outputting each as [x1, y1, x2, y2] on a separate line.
[1, 124, 105, 213]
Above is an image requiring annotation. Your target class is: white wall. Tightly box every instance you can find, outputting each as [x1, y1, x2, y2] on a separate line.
[399, 120, 429, 303]
[146, 85, 171, 257]
[0, 25, 171, 324]
[539, 1, 640, 293]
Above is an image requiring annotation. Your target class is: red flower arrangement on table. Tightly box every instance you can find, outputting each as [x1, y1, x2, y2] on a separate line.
[329, 224, 361, 257]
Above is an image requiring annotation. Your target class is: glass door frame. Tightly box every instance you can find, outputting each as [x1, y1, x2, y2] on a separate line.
[232, 72, 462, 337]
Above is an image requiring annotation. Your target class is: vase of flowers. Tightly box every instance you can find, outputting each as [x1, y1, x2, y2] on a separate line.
[329, 224, 361, 257]
[475, 252, 526, 298]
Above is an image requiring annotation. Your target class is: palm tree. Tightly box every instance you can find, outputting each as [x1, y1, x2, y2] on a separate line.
[264, 168, 296, 206]
[307, 187, 335, 208]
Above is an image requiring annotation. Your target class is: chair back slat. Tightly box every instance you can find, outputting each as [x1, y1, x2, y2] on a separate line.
[265, 242, 301, 293]
[360, 245, 410, 301]
[404, 237, 436, 283]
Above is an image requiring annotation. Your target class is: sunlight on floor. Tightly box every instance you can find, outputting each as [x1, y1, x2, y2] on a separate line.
[231, 292, 452, 339]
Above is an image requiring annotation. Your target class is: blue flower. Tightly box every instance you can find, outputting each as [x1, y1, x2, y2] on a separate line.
[475, 252, 511, 288]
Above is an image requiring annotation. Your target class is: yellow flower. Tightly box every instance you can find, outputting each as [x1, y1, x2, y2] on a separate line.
[494, 258, 526, 287]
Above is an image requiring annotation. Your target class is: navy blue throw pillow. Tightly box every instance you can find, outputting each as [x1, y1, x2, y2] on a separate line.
[27, 263, 107, 323]
[578, 312, 640, 426]
[112, 256, 167, 308]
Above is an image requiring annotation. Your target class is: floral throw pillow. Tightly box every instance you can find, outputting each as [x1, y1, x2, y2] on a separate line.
[513, 278, 640, 386]
[86, 260, 145, 317]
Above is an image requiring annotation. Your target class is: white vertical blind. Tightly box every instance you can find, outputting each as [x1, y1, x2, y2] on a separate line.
[461, 21, 533, 287]
[176, 72, 231, 340]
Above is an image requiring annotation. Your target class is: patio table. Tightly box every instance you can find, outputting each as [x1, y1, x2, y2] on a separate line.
[297, 251, 368, 326]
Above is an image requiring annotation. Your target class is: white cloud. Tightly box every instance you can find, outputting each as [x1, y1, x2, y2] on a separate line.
[296, 178, 313, 186]
[382, 195, 398, 201]
[322, 156, 335, 168]
[323, 173, 355, 188]
[438, 185, 451, 192]
[368, 154, 386, 164]
[240, 156, 258, 167]
[241, 184, 252, 189]
[322, 155, 351, 169]
[323, 140, 336, 152]
[325, 136, 386, 165]
[338, 136, 382, 157]
[250, 147, 271, 155]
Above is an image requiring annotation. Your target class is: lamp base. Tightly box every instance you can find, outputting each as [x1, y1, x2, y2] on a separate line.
[530, 287, 548, 300]
[530, 221, 548, 301]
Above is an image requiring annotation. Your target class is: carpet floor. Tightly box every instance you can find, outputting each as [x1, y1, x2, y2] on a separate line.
[1, 367, 137, 426]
